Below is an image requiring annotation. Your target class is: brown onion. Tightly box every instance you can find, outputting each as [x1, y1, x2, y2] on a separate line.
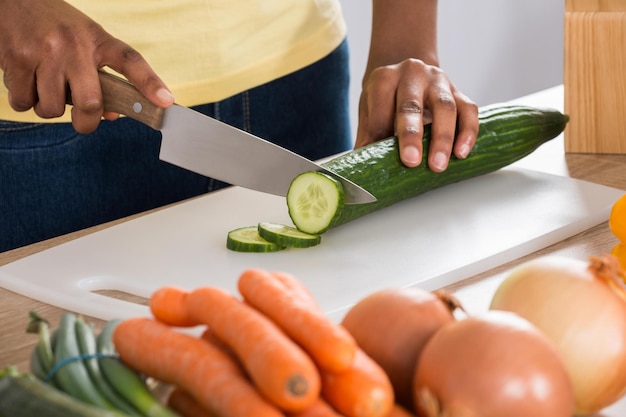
[341, 287, 459, 408]
[490, 254, 626, 414]
[413, 311, 574, 417]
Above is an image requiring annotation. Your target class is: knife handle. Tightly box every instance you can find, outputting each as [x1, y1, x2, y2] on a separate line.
[98, 71, 165, 130]
[64, 70, 165, 130]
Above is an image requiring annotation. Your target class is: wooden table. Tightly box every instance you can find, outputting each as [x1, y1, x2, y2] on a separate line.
[2, 86, 626, 415]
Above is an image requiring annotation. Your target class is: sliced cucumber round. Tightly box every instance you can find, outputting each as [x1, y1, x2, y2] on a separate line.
[287, 171, 345, 234]
[226, 226, 285, 253]
[258, 222, 321, 248]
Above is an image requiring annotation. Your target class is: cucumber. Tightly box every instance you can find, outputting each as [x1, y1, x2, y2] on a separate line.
[226, 226, 285, 252]
[0, 368, 127, 417]
[258, 222, 321, 248]
[288, 104, 569, 234]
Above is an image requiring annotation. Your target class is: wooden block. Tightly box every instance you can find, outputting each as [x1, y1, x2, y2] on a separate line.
[566, 0, 626, 12]
[564, 0, 626, 154]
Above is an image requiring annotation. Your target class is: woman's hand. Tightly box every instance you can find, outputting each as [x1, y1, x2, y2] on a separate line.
[355, 58, 479, 171]
[0, 0, 173, 133]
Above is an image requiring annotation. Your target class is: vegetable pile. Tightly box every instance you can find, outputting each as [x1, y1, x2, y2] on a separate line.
[3, 253, 626, 416]
[227, 103, 569, 252]
[141, 268, 397, 417]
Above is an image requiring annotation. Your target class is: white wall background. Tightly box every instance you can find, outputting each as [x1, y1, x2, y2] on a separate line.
[339, 0, 565, 139]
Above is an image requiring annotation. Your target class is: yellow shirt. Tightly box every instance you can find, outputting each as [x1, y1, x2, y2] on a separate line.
[0, 0, 346, 122]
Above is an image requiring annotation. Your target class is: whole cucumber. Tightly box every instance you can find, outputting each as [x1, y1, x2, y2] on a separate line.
[291, 104, 568, 232]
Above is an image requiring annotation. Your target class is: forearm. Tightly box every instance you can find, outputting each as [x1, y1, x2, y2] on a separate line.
[364, 0, 439, 84]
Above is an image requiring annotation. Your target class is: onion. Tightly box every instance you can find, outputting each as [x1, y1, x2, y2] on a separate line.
[490, 254, 626, 414]
[412, 311, 575, 417]
[341, 287, 460, 409]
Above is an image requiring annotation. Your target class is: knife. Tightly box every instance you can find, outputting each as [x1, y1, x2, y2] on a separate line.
[94, 71, 376, 204]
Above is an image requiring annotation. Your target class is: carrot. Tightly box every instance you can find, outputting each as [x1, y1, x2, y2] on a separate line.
[321, 348, 394, 417]
[167, 387, 217, 417]
[200, 327, 230, 353]
[186, 286, 321, 412]
[237, 268, 357, 372]
[287, 397, 345, 417]
[149, 285, 195, 326]
[200, 327, 240, 363]
[385, 404, 416, 417]
[113, 317, 283, 417]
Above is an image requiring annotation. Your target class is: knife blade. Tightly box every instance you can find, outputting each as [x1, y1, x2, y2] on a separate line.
[95, 71, 376, 204]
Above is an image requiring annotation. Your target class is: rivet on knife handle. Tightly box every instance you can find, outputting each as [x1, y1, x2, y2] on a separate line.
[97, 71, 165, 130]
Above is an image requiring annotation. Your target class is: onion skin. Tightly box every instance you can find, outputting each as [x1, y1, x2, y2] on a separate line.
[341, 288, 458, 409]
[412, 311, 575, 417]
[490, 255, 626, 414]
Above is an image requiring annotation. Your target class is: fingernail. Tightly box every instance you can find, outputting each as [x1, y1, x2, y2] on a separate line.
[432, 151, 448, 171]
[458, 143, 471, 159]
[156, 88, 174, 105]
[402, 145, 421, 166]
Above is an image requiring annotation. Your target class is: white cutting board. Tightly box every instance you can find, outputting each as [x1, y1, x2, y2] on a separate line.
[0, 165, 622, 322]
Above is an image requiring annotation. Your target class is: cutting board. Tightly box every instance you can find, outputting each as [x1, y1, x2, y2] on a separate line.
[0, 166, 622, 322]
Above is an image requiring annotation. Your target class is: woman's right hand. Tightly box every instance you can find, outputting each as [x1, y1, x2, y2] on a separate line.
[0, 0, 174, 133]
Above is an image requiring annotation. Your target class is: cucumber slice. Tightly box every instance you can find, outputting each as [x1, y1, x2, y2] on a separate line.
[227, 226, 285, 252]
[258, 222, 321, 248]
[287, 171, 344, 234]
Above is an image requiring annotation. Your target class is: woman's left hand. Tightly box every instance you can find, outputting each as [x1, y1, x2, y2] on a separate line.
[355, 58, 479, 172]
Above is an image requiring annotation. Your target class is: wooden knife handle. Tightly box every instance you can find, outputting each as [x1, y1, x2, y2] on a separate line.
[97, 71, 164, 130]
[64, 70, 165, 130]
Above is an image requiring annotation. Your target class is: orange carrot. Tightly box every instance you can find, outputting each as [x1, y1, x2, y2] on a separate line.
[385, 404, 416, 417]
[287, 397, 346, 417]
[186, 286, 321, 412]
[237, 268, 357, 372]
[200, 327, 239, 363]
[321, 349, 394, 417]
[113, 317, 283, 417]
[167, 387, 217, 417]
[149, 285, 195, 326]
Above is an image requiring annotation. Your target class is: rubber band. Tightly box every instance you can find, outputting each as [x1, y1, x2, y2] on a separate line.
[45, 352, 118, 383]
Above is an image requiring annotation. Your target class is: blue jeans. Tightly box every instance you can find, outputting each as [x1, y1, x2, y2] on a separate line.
[0, 39, 351, 252]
